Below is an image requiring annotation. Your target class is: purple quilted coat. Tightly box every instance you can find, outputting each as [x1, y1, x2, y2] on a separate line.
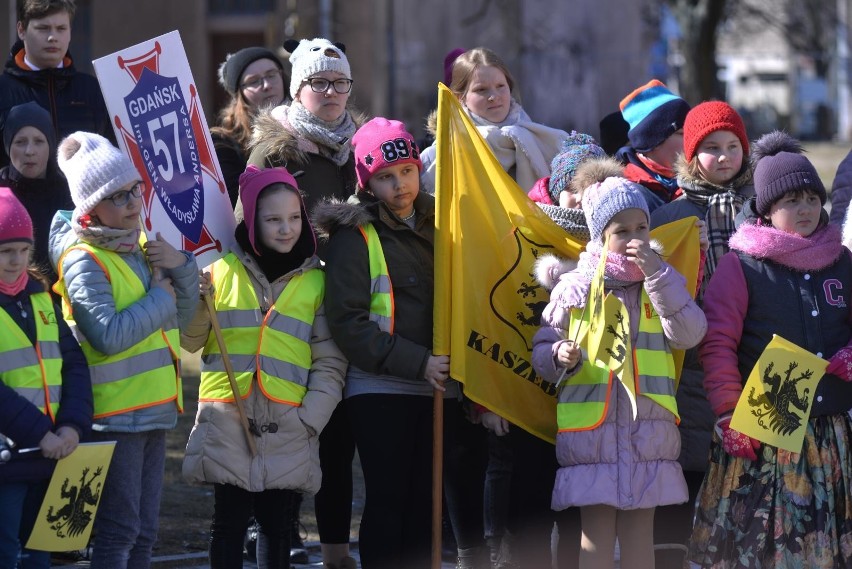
[532, 263, 706, 510]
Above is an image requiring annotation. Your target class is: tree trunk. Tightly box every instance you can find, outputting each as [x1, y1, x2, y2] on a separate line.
[669, 0, 728, 104]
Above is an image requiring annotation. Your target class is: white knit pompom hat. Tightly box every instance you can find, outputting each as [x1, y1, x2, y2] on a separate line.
[285, 38, 351, 99]
[57, 132, 142, 222]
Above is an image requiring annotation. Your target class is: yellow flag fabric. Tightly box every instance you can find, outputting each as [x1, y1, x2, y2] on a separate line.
[649, 216, 700, 383]
[26, 441, 116, 552]
[432, 84, 584, 443]
[730, 334, 827, 453]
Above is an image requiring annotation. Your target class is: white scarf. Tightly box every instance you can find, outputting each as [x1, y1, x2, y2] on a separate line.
[465, 100, 570, 191]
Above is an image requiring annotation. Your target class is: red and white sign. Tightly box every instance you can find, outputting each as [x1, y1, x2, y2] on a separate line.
[94, 30, 234, 268]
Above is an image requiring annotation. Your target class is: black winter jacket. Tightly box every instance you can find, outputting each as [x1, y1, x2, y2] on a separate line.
[0, 41, 114, 168]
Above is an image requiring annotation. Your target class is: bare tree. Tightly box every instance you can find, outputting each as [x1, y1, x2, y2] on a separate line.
[666, 0, 730, 104]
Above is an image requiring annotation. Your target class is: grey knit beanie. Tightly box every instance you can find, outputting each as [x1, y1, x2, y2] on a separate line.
[582, 176, 650, 242]
[218, 47, 283, 95]
[547, 132, 606, 203]
[57, 132, 142, 222]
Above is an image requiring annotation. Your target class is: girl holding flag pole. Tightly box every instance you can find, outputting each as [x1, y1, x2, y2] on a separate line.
[532, 176, 706, 569]
[181, 165, 346, 569]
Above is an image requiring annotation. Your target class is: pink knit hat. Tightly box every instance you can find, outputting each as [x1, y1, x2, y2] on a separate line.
[352, 117, 422, 188]
[0, 187, 33, 244]
[238, 165, 299, 254]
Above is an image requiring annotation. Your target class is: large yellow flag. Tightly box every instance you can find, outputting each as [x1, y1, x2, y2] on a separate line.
[433, 85, 584, 443]
[730, 334, 826, 453]
[26, 441, 116, 552]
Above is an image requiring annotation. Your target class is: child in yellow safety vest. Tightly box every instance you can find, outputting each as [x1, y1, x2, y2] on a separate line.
[49, 132, 199, 569]
[531, 176, 706, 569]
[0, 187, 92, 569]
[180, 164, 346, 568]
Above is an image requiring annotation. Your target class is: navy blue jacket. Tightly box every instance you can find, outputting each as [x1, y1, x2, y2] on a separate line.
[0, 277, 92, 483]
[0, 40, 114, 169]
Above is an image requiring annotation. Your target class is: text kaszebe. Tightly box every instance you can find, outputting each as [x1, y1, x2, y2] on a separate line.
[467, 330, 557, 396]
[127, 84, 181, 117]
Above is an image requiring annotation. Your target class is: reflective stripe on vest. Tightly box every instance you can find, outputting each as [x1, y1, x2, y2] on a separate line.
[358, 223, 394, 334]
[200, 253, 322, 405]
[54, 243, 181, 418]
[556, 288, 678, 432]
[0, 292, 63, 421]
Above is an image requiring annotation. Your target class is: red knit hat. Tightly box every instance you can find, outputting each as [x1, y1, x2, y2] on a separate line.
[0, 187, 32, 245]
[353, 117, 422, 189]
[683, 101, 749, 162]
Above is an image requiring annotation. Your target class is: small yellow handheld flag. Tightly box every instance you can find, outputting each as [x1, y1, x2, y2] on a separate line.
[26, 441, 116, 552]
[730, 334, 826, 453]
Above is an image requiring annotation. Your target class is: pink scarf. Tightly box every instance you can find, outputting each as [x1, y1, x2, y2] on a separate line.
[0, 271, 28, 296]
[576, 241, 646, 284]
[728, 222, 843, 271]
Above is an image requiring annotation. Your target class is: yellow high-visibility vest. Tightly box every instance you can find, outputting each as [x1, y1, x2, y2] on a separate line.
[54, 243, 181, 418]
[200, 252, 323, 405]
[0, 292, 62, 421]
[557, 288, 677, 432]
[358, 223, 394, 334]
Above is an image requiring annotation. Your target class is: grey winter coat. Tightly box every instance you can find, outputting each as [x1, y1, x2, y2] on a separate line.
[180, 245, 346, 494]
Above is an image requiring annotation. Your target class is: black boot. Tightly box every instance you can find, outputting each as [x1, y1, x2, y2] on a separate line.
[456, 546, 491, 569]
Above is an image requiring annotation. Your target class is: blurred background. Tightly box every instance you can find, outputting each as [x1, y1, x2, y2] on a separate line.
[1, 0, 849, 144]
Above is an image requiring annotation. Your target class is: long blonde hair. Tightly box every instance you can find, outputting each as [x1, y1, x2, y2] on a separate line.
[448, 47, 517, 101]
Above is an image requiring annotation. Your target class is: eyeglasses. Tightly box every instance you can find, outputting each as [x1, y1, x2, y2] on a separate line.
[303, 77, 353, 94]
[241, 69, 282, 91]
[107, 182, 143, 207]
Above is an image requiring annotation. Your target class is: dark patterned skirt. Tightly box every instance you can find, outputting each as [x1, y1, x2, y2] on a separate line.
[689, 413, 852, 568]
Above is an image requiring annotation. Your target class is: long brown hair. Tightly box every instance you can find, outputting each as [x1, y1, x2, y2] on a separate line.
[210, 95, 255, 151]
[448, 47, 517, 101]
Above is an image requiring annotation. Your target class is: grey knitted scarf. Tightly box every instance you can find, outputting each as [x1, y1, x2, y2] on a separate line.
[287, 101, 356, 166]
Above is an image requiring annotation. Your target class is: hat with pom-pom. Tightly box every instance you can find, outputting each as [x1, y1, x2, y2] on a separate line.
[284, 38, 351, 100]
[238, 164, 299, 255]
[547, 132, 606, 203]
[443, 47, 465, 86]
[352, 117, 422, 188]
[683, 101, 749, 162]
[57, 132, 142, 223]
[751, 130, 825, 215]
[619, 79, 690, 153]
[218, 47, 284, 95]
[0, 186, 33, 244]
[582, 176, 649, 242]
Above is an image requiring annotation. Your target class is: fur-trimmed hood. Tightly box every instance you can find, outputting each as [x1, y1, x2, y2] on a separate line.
[248, 104, 369, 168]
[312, 195, 376, 240]
[570, 156, 624, 194]
[534, 253, 577, 290]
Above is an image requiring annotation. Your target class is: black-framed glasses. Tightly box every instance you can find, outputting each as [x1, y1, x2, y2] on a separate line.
[241, 69, 282, 91]
[304, 77, 353, 94]
[108, 182, 143, 207]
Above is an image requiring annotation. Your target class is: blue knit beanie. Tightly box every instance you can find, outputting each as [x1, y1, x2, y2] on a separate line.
[547, 132, 606, 203]
[582, 176, 650, 243]
[619, 79, 690, 153]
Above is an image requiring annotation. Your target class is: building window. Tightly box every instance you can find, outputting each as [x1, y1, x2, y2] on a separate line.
[209, 0, 274, 14]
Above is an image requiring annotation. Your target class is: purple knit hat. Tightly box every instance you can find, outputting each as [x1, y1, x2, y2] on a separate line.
[547, 132, 606, 203]
[443, 48, 465, 86]
[752, 131, 825, 216]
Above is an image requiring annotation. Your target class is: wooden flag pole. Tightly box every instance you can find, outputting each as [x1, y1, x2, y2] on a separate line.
[431, 385, 445, 569]
[203, 293, 257, 457]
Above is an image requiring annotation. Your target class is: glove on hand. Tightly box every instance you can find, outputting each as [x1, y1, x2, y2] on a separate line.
[827, 348, 852, 382]
[717, 416, 760, 461]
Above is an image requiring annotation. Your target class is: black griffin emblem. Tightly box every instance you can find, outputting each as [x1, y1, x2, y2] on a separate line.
[748, 361, 811, 436]
[515, 273, 547, 327]
[604, 310, 628, 364]
[45, 466, 103, 538]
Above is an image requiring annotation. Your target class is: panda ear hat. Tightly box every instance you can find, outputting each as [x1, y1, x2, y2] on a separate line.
[284, 38, 351, 99]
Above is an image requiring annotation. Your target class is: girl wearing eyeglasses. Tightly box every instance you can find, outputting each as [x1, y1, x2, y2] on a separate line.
[49, 132, 198, 569]
[212, 47, 289, 207]
[247, 37, 362, 569]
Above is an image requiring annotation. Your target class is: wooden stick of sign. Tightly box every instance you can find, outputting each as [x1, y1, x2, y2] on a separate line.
[431, 384, 444, 569]
[203, 293, 258, 457]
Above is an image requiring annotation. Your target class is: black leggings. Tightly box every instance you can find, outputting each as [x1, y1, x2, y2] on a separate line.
[209, 483, 296, 569]
[315, 400, 356, 544]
